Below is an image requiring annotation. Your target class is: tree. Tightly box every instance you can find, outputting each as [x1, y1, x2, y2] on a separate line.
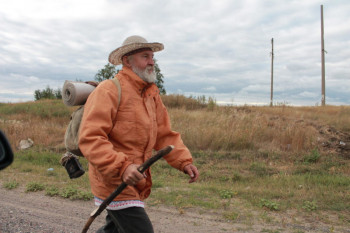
[154, 59, 166, 95]
[94, 63, 118, 82]
[34, 86, 62, 101]
[54, 88, 62, 99]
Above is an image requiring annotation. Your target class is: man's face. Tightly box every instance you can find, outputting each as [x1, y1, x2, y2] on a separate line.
[130, 50, 154, 73]
[128, 50, 157, 83]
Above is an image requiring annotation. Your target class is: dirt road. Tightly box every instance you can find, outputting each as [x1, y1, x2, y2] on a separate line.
[0, 186, 237, 233]
[0, 186, 348, 233]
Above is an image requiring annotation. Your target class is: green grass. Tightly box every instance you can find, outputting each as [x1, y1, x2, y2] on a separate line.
[148, 153, 350, 214]
[0, 148, 91, 200]
[1, 146, 349, 227]
[16, 149, 63, 167]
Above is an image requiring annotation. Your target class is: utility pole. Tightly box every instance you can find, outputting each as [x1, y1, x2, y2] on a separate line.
[270, 38, 274, 107]
[321, 5, 326, 106]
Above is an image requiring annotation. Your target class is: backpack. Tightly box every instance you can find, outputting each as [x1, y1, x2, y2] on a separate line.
[60, 77, 121, 179]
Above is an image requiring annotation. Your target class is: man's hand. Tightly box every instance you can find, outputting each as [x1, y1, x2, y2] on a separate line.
[122, 164, 146, 186]
[183, 164, 199, 183]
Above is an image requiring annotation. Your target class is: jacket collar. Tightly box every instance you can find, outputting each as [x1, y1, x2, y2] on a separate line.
[120, 67, 158, 97]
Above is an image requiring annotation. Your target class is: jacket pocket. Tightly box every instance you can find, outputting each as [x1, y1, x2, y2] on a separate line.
[110, 110, 137, 144]
[110, 108, 149, 149]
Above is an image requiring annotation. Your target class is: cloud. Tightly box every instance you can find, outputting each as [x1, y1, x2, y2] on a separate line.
[0, 0, 349, 106]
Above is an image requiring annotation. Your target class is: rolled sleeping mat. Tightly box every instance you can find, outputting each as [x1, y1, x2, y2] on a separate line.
[62, 81, 96, 106]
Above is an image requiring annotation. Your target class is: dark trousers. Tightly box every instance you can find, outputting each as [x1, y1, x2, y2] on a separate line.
[97, 207, 154, 233]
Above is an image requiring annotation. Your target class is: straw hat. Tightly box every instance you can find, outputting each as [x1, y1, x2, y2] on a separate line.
[108, 35, 164, 65]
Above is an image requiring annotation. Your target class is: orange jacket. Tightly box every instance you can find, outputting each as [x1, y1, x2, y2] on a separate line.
[79, 67, 193, 201]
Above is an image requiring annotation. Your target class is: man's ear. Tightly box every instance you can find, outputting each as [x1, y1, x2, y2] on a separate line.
[122, 56, 132, 68]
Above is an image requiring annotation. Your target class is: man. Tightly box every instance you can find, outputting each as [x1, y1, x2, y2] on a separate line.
[79, 35, 199, 233]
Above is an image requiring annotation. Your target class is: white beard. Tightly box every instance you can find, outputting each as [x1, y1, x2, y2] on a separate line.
[132, 65, 156, 83]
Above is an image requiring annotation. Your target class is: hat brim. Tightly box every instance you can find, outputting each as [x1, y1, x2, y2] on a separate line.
[109, 42, 164, 65]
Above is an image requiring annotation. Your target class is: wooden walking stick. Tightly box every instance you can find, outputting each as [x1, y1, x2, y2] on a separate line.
[81, 145, 174, 233]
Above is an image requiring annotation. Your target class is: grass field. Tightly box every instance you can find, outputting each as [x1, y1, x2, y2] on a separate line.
[0, 97, 349, 229]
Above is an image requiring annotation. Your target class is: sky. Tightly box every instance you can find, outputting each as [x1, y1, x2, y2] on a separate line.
[0, 0, 349, 106]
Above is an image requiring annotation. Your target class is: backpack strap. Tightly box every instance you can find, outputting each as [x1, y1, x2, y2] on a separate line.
[111, 77, 121, 110]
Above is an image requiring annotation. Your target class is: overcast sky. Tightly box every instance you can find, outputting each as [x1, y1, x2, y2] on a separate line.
[0, 0, 349, 106]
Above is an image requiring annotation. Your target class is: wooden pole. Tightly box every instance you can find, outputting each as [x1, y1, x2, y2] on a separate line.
[321, 5, 326, 106]
[270, 38, 274, 107]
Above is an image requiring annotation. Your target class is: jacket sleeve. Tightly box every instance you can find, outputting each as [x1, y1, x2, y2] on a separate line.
[154, 95, 193, 171]
[79, 80, 132, 182]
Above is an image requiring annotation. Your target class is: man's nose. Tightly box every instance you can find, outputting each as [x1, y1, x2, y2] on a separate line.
[148, 58, 154, 66]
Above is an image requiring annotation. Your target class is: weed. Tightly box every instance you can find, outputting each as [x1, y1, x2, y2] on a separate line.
[60, 185, 78, 199]
[3, 180, 19, 189]
[219, 190, 236, 199]
[45, 185, 60, 197]
[223, 211, 239, 221]
[302, 200, 318, 211]
[302, 149, 321, 164]
[59, 185, 93, 200]
[260, 199, 279, 211]
[26, 182, 45, 192]
[76, 190, 94, 201]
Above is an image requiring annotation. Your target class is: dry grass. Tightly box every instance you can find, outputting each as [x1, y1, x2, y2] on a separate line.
[0, 100, 72, 152]
[169, 106, 325, 153]
[1, 99, 349, 155]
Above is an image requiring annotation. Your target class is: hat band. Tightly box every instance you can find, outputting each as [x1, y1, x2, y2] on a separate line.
[122, 47, 153, 58]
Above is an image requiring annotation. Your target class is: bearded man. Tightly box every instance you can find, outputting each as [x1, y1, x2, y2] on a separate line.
[79, 35, 199, 233]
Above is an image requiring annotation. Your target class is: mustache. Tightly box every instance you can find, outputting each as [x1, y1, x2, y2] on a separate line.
[146, 66, 154, 72]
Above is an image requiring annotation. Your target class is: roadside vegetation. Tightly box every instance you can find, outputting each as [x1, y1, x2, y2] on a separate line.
[0, 97, 349, 230]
